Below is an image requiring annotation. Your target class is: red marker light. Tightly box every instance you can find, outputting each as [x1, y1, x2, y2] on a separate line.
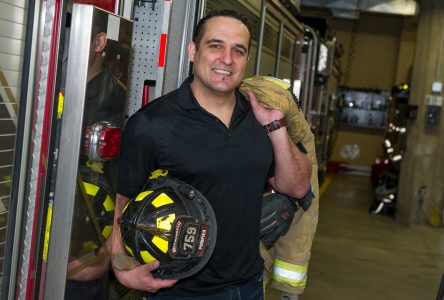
[83, 121, 121, 161]
[99, 127, 121, 159]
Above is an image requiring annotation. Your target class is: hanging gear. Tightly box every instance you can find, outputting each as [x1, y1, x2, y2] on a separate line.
[239, 76, 307, 147]
[240, 76, 319, 296]
[119, 174, 217, 279]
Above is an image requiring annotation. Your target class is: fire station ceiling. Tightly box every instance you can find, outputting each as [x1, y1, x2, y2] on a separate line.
[300, 0, 419, 19]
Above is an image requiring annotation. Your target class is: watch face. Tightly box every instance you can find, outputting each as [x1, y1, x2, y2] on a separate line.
[272, 120, 281, 131]
[264, 118, 287, 133]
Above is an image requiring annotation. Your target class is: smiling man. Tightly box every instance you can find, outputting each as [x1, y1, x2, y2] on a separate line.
[111, 10, 311, 300]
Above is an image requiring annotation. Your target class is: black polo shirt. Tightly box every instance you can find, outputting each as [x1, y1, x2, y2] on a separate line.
[117, 77, 274, 296]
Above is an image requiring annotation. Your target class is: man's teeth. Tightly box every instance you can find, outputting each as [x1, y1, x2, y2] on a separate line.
[213, 69, 232, 76]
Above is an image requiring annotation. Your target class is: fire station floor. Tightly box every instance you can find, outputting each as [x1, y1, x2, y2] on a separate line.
[265, 173, 444, 300]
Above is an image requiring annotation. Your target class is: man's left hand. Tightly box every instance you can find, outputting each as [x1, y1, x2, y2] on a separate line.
[246, 90, 284, 126]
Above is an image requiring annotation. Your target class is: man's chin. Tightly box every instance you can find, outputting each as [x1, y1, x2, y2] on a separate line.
[211, 80, 240, 93]
[212, 85, 237, 95]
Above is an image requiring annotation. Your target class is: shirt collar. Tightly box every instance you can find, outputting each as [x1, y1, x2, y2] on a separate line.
[178, 76, 200, 110]
[178, 76, 250, 115]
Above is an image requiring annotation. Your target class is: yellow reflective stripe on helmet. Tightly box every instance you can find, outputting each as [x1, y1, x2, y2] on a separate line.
[152, 236, 168, 253]
[140, 250, 156, 264]
[82, 182, 114, 212]
[83, 241, 98, 251]
[273, 259, 307, 287]
[86, 161, 104, 174]
[157, 213, 175, 231]
[103, 195, 115, 212]
[135, 190, 153, 201]
[83, 182, 99, 196]
[152, 192, 174, 207]
[102, 225, 113, 238]
[122, 202, 130, 214]
[125, 245, 135, 257]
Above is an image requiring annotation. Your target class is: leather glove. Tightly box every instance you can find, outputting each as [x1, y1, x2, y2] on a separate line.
[239, 75, 307, 145]
[260, 193, 297, 248]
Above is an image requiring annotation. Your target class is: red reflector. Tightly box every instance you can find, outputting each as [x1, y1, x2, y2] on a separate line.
[99, 127, 121, 159]
[82, 121, 121, 162]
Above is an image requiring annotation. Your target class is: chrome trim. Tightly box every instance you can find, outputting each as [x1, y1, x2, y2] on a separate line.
[44, 4, 93, 299]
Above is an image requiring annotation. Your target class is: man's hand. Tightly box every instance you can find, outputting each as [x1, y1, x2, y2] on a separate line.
[246, 90, 284, 125]
[113, 260, 177, 292]
[111, 193, 178, 292]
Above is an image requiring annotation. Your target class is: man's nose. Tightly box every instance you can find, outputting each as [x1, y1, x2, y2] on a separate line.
[220, 49, 233, 65]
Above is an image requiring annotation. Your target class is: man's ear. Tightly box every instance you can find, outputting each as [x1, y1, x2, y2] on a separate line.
[188, 41, 196, 62]
[95, 32, 107, 53]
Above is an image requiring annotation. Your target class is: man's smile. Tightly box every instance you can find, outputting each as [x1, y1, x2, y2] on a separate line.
[211, 68, 233, 76]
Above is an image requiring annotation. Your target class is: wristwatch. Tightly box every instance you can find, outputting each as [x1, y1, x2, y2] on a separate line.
[263, 117, 287, 133]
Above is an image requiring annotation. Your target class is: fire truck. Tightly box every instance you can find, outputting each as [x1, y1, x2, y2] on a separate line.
[0, 0, 339, 298]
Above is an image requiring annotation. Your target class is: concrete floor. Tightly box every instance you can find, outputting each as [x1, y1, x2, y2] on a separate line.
[266, 173, 444, 300]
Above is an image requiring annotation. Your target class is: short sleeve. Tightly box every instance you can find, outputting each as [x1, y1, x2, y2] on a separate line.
[117, 112, 157, 197]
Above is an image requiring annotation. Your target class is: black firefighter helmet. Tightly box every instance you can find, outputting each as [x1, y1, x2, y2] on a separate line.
[119, 174, 217, 279]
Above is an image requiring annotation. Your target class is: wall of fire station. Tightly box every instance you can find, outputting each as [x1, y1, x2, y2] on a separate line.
[299, 7, 418, 167]
[0, 0, 26, 275]
[0, 0, 26, 214]
[397, 0, 444, 225]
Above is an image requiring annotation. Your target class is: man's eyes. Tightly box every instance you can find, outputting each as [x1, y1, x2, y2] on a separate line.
[209, 44, 246, 56]
[209, 44, 222, 49]
[233, 48, 246, 56]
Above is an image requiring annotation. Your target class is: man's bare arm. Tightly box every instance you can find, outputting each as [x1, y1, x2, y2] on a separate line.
[247, 90, 311, 198]
[267, 129, 311, 198]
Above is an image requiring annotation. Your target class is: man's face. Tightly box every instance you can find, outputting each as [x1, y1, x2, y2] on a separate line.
[188, 16, 250, 96]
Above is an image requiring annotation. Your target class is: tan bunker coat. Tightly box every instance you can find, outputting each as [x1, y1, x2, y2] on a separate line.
[240, 76, 319, 295]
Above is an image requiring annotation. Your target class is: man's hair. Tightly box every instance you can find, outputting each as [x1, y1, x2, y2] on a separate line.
[91, 10, 108, 41]
[192, 9, 252, 51]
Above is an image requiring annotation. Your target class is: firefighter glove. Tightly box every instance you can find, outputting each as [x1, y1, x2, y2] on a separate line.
[239, 76, 306, 145]
[260, 193, 297, 248]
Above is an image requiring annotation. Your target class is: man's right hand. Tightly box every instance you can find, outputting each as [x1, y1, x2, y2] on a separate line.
[113, 260, 177, 292]
[112, 193, 178, 292]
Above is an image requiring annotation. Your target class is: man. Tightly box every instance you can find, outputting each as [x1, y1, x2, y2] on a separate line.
[111, 9, 311, 299]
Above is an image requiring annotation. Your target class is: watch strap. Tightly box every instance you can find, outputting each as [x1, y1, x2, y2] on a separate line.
[263, 117, 287, 133]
